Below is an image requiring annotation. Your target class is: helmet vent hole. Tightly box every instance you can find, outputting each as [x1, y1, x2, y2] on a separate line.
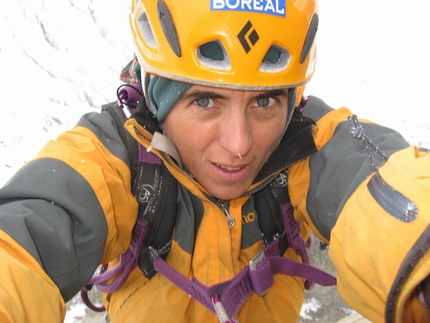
[137, 11, 156, 49]
[197, 41, 231, 70]
[260, 45, 290, 73]
[301, 13, 319, 64]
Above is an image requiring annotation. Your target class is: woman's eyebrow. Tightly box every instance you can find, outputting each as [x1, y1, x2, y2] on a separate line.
[253, 89, 288, 99]
[178, 88, 288, 102]
[179, 90, 227, 101]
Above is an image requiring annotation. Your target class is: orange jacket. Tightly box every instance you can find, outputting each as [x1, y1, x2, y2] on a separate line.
[0, 96, 429, 322]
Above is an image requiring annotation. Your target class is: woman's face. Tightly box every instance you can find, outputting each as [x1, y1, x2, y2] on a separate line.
[163, 85, 289, 200]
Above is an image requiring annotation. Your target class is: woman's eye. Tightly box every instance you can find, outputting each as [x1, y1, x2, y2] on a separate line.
[255, 97, 274, 108]
[194, 98, 213, 107]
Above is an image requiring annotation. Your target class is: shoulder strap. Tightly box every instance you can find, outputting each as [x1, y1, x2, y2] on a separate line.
[255, 169, 316, 290]
[134, 142, 178, 278]
[81, 88, 178, 310]
[104, 97, 179, 280]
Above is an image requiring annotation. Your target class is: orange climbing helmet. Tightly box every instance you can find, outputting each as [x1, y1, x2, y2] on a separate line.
[130, 0, 319, 91]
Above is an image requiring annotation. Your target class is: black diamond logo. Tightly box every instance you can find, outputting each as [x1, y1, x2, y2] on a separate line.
[237, 20, 259, 53]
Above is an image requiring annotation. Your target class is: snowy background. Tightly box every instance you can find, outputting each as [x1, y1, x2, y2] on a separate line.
[1, 0, 430, 322]
[2, 0, 430, 188]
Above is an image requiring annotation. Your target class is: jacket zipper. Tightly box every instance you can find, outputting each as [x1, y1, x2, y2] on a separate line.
[220, 201, 235, 228]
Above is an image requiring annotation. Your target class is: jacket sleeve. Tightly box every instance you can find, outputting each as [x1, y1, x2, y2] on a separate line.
[0, 110, 138, 322]
[329, 147, 430, 323]
[288, 96, 430, 322]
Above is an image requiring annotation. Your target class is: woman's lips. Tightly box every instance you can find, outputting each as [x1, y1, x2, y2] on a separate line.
[215, 163, 242, 171]
[211, 162, 251, 181]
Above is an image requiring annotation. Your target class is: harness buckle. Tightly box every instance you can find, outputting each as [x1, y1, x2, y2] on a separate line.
[249, 250, 265, 271]
[248, 250, 273, 296]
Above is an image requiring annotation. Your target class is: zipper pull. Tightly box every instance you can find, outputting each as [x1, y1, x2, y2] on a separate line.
[225, 208, 235, 228]
[221, 202, 235, 228]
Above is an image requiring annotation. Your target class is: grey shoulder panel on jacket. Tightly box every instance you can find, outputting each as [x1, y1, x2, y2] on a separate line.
[0, 151, 108, 302]
[77, 110, 131, 167]
[301, 96, 335, 122]
[301, 97, 410, 241]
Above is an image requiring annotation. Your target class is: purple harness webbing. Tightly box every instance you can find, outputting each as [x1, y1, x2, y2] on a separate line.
[83, 199, 337, 316]
[152, 237, 336, 318]
[88, 217, 149, 293]
[281, 202, 315, 289]
[83, 197, 337, 316]
[149, 201, 336, 318]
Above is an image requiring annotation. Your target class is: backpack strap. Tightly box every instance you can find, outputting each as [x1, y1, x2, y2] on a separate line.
[255, 170, 315, 289]
[81, 85, 178, 310]
[134, 142, 178, 279]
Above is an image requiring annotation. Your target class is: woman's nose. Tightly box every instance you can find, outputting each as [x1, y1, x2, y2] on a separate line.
[218, 109, 252, 158]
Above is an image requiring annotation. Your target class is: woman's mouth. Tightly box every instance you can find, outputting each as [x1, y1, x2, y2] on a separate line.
[211, 162, 252, 182]
[215, 163, 242, 171]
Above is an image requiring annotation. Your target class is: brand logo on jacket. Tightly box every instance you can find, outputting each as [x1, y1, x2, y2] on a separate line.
[275, 172, 288, 187]
[211, 0, 286, 17]
[242, 211, 257, 224]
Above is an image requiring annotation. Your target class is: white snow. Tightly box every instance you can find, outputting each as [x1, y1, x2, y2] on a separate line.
[307, 0, 430, 148]
[300, 297, 322, 320]
[1, 0, 430, 322]
[0, 0, 134, 186]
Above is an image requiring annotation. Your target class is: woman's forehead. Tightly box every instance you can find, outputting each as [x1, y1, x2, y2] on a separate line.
[183, 84, 289, 97]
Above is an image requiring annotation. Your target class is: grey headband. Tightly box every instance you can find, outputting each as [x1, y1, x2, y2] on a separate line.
[148, 76, 192, 122]
[147, 75, 297, 123]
